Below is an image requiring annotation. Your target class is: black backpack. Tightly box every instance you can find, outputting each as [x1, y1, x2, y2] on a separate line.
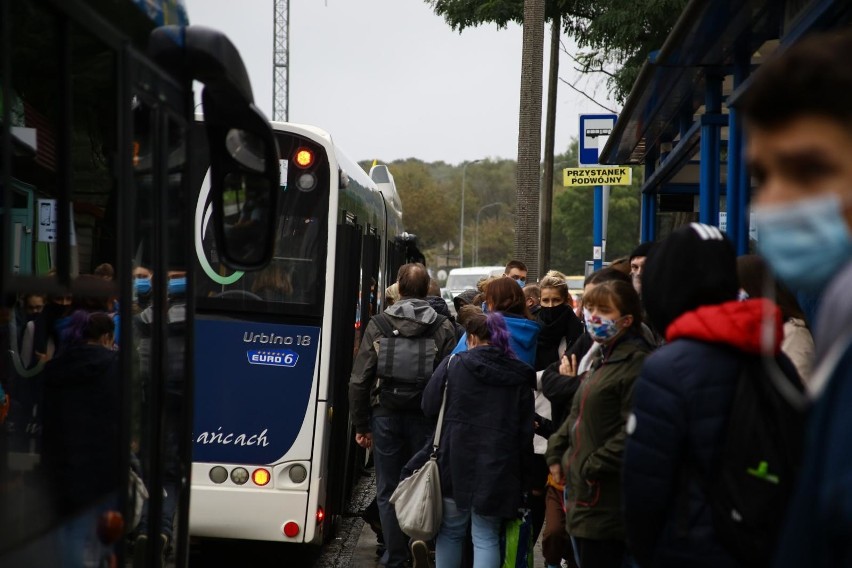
[710, 355, 807, 566]
[371, 313, 448, 411]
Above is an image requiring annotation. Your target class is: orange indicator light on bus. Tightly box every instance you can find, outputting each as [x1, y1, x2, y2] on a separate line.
[294, 148, 315, 168]
[252, 468, 271, 486]
[316, 507, 325, 523]
[283, 521, 300, 538]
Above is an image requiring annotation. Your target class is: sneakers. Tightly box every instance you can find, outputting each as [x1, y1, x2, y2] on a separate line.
[410, 540, 433, 568]
[133, 533, 168, 566]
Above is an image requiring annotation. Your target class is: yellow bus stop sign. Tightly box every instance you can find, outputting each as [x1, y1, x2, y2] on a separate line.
[563, 166, 632, 187]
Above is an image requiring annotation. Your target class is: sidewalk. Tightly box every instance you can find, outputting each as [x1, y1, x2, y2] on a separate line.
[350, 510, 547, 567]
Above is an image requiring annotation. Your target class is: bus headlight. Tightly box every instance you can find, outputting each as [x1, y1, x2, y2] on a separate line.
[296, 173, 317, 191]
[230, 467, 249, 485]
[289, 464, 308, 484]
[209, 466, 228, 484]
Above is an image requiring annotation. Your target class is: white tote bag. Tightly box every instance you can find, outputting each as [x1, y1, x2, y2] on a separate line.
[390, 361, 451, 541]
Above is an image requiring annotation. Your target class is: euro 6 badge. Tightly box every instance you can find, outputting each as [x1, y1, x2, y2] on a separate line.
[246, 349, 299, 368]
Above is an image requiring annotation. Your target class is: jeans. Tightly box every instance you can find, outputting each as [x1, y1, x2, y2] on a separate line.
[435, 498, 502, 568]
[372, 413, 434, 568]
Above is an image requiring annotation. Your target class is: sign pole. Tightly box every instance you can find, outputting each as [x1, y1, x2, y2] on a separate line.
[579, 115, 617, 273]
[593, 186, 603, 271]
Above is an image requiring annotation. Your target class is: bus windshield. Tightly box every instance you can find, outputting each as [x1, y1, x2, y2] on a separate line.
[194, 129, 329, 313]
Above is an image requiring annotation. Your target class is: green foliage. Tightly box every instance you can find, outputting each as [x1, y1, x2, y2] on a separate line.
[360, 137, 642, 278]
[548, 142, 641, 274]
[358, 158, 519, 270]
[425, 0, 687, 102]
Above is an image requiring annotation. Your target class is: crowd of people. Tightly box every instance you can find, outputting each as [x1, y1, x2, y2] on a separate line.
[349, 30, 852, 568]
[0, 262, 187, 565]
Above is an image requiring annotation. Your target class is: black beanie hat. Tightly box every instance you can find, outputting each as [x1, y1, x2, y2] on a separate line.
[641, 223, 739, 333]
[629, 241, 654, 262]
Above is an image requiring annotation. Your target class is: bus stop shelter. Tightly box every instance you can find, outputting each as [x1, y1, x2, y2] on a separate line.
[599, 0, 852, 254]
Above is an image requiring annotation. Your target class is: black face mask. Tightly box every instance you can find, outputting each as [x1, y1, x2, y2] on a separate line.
[538, 303, 570, 325]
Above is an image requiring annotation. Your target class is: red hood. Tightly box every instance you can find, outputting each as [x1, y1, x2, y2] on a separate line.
[665, 299, 783, 355]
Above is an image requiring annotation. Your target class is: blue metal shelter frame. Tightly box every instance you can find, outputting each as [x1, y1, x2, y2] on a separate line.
[600, 0, 852, 254]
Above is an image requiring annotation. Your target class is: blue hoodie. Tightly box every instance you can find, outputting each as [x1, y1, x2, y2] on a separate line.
[452, 312, 540, 367]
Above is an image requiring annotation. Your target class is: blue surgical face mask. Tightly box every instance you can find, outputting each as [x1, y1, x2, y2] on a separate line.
[481, 302, 489, 313]
[134, 277, 151, 295]
[168, 277, 187, 297]
[583, 308, 624, 343]
[517, 278, 526, 288]
[753, 195, 852, 293]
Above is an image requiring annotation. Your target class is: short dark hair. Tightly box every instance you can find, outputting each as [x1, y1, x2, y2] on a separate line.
[523, 284, 541, 302]
[396, 263, 430, 299]
[504, 260, 527, 274]
[93, 262, 115, 279]
[741, 29, 852, 130]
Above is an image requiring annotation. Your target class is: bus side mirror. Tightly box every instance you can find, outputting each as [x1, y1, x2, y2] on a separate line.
[203, 91, 279, 271]
[148, 25, 280, 271]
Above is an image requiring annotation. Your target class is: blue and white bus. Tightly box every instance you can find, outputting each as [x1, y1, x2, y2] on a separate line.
[189, 122, 419, 544]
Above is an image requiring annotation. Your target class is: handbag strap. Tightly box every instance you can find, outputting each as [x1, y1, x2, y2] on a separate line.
[431, 354, 454, 455]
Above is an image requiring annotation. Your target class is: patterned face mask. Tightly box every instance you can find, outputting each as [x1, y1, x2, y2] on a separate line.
[583, 308, 626, 343]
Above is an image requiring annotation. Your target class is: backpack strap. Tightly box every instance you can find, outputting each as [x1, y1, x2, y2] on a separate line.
[371, 314, 397, 378]
[373, 312, 446, 339]
[371, 313, 395, 338]
[424, 314, 448, 337]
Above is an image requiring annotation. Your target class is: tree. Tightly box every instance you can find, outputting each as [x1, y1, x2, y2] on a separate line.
[426, 0, 687, 103]
[549, 141, 641, 274]
[385, 159, 459, 250]
[513, 0, 545, 281]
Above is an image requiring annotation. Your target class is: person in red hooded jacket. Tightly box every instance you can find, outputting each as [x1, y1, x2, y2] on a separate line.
[622, 223, 803, 568]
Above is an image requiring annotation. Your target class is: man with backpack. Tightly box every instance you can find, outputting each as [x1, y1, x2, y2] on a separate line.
[622, 224, 805, 568]
[349, 263, 457, 568]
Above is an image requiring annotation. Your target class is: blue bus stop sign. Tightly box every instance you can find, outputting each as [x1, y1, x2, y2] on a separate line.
[579, 114, 617, 166]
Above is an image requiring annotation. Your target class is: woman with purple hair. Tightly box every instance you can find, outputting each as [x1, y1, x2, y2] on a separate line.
[31, 309, 120, 563]
[419, 311, 536, 567]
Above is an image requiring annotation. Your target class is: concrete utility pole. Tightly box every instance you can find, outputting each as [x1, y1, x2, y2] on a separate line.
[273, 0, 289, 122]
[514, 0, 545, 282]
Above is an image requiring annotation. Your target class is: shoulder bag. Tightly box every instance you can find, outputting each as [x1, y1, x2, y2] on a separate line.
[389, 356, 452, 540]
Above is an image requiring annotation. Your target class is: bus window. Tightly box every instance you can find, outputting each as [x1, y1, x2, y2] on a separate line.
[194, 132, 329, 315]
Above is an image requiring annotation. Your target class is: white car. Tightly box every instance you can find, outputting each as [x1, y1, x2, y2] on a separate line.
[442, 266, 505, 313]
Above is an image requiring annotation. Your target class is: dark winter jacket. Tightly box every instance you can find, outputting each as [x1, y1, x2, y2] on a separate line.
[540, 332, 594, 428]
[420, 346, 536, 519]
[623, 299, 797, 568]
[534, 304, 584, 371]
[349, 298, 457, 433]
[546, 331, 652, 541]
[776, 260, 852, 568]
[41, 343, 120, 513]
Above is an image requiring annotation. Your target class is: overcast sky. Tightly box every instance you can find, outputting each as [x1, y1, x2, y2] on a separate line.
[184, 0, 617, 164]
